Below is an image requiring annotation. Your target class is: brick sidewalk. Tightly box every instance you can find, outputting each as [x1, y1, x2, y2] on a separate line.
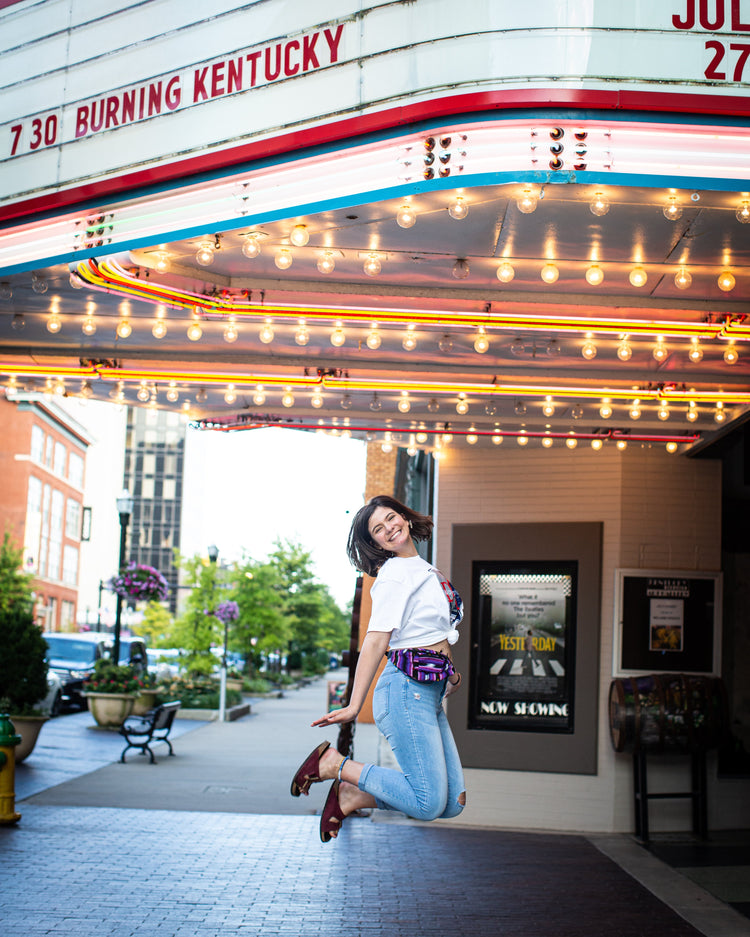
[1, 806, 707, 937]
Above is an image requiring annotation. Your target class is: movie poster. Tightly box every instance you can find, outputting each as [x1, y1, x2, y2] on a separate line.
[470, 561, 576, 732]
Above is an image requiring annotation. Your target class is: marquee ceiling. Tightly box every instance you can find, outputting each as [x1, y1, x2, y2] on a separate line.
[1, 119, 749, 457]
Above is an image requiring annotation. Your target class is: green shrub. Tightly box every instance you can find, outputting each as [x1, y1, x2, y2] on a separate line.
[0, 606, 49, 715]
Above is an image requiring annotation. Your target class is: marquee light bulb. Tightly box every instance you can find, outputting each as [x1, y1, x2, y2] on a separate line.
[82, 316, 96, 336]
[473, 328, 489, 354]
[686, 404, 698, 422]
[724, 343, 739, 364]
[166, 383, 179, 403]
[591, 438, 604, 450]
[116, 318, 132, 338]
[717, 270, 736, 292]
[448, 196, 469, 220]
[47, 313, 62, 333]
[363, 254, 381, 277]
[223, 321, 238, 343]
[517, 433, 529, 446]
[653, 339, 668, 362]
[496, 261, 515, 283]
[541, 262, 559, 284]
[275, 248, 293, 270]
[452, 258, 470, 279]
[585, 264, 604, 286]
[688, 339, 703, 362]
[366, 328, 381, 349]
[281, 387, 295, 408]
[253, 386, 266, 405]
[330, 323, 346, 347]
[195, 241, 214, 266]
[599, 399, 613, 419]
[736, 200, 750, 223]
[589, 192, 610, 216]
[565, 435, 578, 449]
[151, 319, 167, 339]
[616, 439, 628, 451]
[516, 188, 538, 213]
[666, 442, 678, 453]
[259, 321, 274, 344]
[663, 197, 683, 220]
[402, 327, 418, 351]
[295, 324, 310, 345]
[542, 435, 553, 448]
[581, 340, 597, 360]
[154, 252, 169, 274]
[396, 203, 417, 228]
[317, 252, 335, 274]
[242, 234, 261, 258]
[224, 385, 237, 405]
[617, 340, 632, 361]
[629, 266, 648, 287]
[492, 434, 503, 445]
[289, 224, 309, 247]
[674, 266, 692, 290]
[311, 391, 324, 408]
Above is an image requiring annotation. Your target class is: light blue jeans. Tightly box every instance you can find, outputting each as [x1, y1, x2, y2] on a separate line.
[358, 661, 465, 820]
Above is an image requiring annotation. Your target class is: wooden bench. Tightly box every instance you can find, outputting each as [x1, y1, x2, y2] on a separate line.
[119, 700, 181, 764]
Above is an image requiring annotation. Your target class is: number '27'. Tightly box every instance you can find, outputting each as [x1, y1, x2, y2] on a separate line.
[705, 40, 750, 80]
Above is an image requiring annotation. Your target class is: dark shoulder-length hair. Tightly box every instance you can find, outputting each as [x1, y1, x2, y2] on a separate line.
[346, 494, 433, 577]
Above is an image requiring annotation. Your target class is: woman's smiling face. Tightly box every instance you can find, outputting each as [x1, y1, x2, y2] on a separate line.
[368, 506, 416, 557]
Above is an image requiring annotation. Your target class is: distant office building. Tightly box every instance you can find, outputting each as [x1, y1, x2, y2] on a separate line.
[0, 394, 93, 631]
[122, 407, 185, 613]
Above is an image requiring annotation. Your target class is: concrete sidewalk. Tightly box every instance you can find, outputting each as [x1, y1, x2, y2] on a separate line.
[2, 673, 749, 937]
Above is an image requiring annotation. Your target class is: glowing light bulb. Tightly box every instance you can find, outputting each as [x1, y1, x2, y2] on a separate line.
[275, 248, 293, 270]
[456, 396, 469, 415]
[617, 340, 632, 361]
[653, 339, 668, 362]
[253, 386, 266, 405]
[317, 252, 335, 274]
[295, 323, 310, 345]
[416, 432, 428, 444]
[714, 402, 726, 423]
[281, 387, 295, 408]
[136, 382, 150, 403]
[540, 263, 559, 284]
[47, 313, 62, 333]
[581, 340, 597, 360]
[363, 254, 381, 277]
[166, 383, 179, 403]
[542, 397, 555, 417]
[448, 196, 469, 220]
[666, 441, 678, 453]
[466, 430, 478, 445]
[599, 400, 613, 419]
[616, 439, 628, 451]
[688, 339, 703, 363]
[311, 391, 324, 408]
[242, 234, 261, 258]
[195, 241, 214, 266]
[663, 197, 683, 220]
[718, 270, 736, 292]
[736, 200, 750, 223]
[516, 188, 538, 213]
[629, 401, 641, 420]
[542, 435, 553, 448]
[187, 321, 203, 341]
[259, 321, 274, 344]
[585, 264, 604, 286]
[674, 266, 692, 289]
[152, 319, 167, 339]
[517, 433, 529, 446]
[116, 318, 132, 338]
[82, 316, 96, 336]
[496, 262, 515, 283]
[629, 266, 648, 287]
[724, 344, 739, 364]
[366, 328, 382, 350]
[224, 386, 237, 405]
[591, 438, 603, 451]
[398, 393, 411, 413]
[566, 435, 578, 449]
[396, 203, 417, 228]
[223, 320, 238, 343]
[402, 328, 418, 351]
[330, 323, 346, 347]
[686, 403, 698, 422]
[657, 404, 670, 421]
[289, 224, 309, 247]
[473, 328, 489, 354]
[492, 434, 503, 445]
[154, 252, 169, 274]
[589, 192, 609, 216]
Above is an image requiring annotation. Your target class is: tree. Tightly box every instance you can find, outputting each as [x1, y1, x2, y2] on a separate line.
[171, 553, 224, 674]
[138, 601, 175, 648]
[0, 531, 48, 714]
[232, 559, 289, 674]
[0, 530, 33, 618]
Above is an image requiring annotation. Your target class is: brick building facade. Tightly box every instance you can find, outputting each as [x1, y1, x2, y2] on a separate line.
[0, 394, 93, 631]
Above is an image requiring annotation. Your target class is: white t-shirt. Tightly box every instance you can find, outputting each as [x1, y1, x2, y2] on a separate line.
[367, 555, 462, 649]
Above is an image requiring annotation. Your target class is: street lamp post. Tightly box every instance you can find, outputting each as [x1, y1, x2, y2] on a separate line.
[208, 544, 227, 722]
[112, 489, 134, 666]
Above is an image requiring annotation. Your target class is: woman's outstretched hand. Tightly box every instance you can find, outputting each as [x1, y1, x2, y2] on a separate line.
[311, 704, 359, 728]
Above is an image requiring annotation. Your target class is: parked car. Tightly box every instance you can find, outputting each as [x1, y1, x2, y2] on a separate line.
[43, 632, 109, 710]
[40, 670, 64, 716]
[43, 632, 149, 710]
[146, 648, 182, 680]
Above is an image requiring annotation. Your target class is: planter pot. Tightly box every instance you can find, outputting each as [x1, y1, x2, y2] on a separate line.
[11, 715, 49, 763]
[132, 689, 159, 716]
[84, 692, 137, 727]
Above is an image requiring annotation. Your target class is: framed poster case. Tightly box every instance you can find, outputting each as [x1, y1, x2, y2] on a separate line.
[613, 568, 722, 676]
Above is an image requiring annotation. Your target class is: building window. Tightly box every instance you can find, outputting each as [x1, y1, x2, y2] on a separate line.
[61, 600, 75, 631]
[53, 441, 66, 476]
[68, 452, 84, 488]
[162, 478, 176, 501]
[39, 484, 51, 576]
[65, 498, 81, 539]
[24, 476, 42, 573]
[143, 453, 156, 475]
[47, 490, 64, 580]
[62, 545, 78, 587]
[141, 477, 155, 499]
[30, 425, 44, 463]
[44, 435, 54, 468]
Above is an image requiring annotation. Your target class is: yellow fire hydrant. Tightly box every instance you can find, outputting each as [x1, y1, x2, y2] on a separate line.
[0, 713, 22, 825]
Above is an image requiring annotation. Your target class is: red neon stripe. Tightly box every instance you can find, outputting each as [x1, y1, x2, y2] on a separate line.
[2, 87, 749, 225]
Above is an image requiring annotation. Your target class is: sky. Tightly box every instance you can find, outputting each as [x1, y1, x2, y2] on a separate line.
[180, 426, 368, 608]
